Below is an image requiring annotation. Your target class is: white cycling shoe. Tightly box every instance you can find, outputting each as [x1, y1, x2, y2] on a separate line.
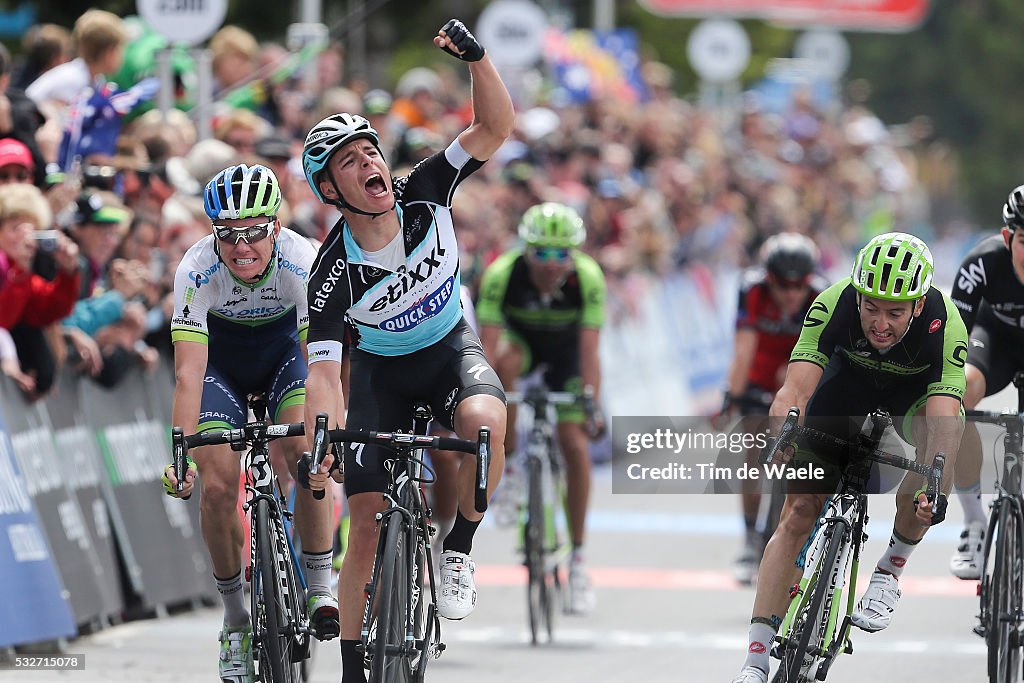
[949, 521, 986, 580]
[730, 665, 768, 683]
[851, 570, 901, 632]
[437, 550, 477, 620]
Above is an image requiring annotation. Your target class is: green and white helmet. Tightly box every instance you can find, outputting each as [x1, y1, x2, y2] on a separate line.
[203, 164, 281, 220]
[518, 202, 585, 248]
[851, 231, 934, 301]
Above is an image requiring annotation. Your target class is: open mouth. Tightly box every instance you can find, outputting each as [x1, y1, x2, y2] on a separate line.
[870, 329, 893, 344]
[234, 257, 257, 266]
[364, 173, 388, 198]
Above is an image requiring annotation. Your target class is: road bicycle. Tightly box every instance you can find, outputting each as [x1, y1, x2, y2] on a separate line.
[505, 386, 579, 645]
[968, 371, 1024, 683]
[764, 407, 945, 682]
[304, 405, 490, 683]
[172, 395, 314, 683]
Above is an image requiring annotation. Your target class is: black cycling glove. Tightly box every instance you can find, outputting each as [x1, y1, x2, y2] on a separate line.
[439, 19, 485, 62]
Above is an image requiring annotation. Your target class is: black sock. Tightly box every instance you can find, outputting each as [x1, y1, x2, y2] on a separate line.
[341, 639, 366, 683]
[442, 510, 480, 554]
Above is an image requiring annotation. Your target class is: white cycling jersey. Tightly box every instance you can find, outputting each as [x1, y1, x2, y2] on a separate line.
[170, 227, 317, 344]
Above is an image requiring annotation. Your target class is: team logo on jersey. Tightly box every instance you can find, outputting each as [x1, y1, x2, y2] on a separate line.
[929, 319, 942, 333]
[956, 259, 986, 295]
[309, 258, 347, 312]
[380, 276, 454, 332]
[232, 285, 243, 296]
[368, 246, 446, 312]
[189, 263, 220, 288]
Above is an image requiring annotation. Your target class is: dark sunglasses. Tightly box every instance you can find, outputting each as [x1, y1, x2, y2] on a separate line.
[773, 277, 810, 291]
[213, 220, 274, 245]
[530, 246, 571, 263]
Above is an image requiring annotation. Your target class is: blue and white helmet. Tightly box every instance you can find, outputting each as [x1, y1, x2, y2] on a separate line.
[302, 113, 381, 204]
[203, 164, 281, 220]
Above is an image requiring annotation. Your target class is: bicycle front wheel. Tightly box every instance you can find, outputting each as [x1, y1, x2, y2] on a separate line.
[254, 498, 303, 683]
[773, 524, 845, 683]
[370, 516, 413, 683]
[987, 500, 1023, 683]
[524, 455, 554, 645]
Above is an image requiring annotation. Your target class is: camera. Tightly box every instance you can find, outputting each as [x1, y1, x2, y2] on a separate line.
[33, 229, 60, 252]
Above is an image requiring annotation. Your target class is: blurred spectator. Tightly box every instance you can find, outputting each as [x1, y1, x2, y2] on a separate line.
[214, 107, 270, 154]
[26, 10, 126, 109]
[363, 88, 398, 161]
[210, 26, 259, 96]
[392, 67, 444, 133]
[11, 23, 73, 91]
[0, 183, 79, 398]
[0, 139, 35, 186]
[63, 190, 157, 385]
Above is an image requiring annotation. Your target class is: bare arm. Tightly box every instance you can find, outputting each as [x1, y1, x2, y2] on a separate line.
[479, 323, 502, 365]
[433, 21, 514, 161]
[726, 328, 757, 397]
[456, 56, 515, 161]
[171, 340, 208, 435]
[304, 360, 343, 451]
[770, 361, 823, 426]
[579, 327, 602, 399]
[923, 394, 964, 477]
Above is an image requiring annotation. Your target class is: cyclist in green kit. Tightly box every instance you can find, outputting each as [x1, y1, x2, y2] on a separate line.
[730, 232, 967, 683]
[477, 201, 607, 615]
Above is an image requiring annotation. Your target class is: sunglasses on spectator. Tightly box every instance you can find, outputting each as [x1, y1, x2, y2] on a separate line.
[213, 220, 274, 245]
[0, 168, 30, 183]
[529, 246, 572, 263]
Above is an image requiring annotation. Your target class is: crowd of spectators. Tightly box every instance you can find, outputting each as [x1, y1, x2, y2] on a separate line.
[0, 10, 961, 401]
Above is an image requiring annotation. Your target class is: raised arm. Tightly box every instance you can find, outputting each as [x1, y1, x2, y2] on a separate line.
[433, 19, 515, 161]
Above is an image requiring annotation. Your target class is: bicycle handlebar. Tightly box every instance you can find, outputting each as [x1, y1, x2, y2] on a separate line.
[305, 413, 492, 512]
[504, 390, 579, 405]
[761, 407, 945, 499]
[965, 409, 1023, 429]
[177, 422, 306, 450]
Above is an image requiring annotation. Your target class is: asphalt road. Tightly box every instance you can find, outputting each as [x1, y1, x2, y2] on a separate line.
[4, 467, 987, 683]
[14, 384, 1020, 683]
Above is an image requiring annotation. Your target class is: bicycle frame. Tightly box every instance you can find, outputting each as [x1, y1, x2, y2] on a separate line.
[172, 398, 311, 683]
[766, 408, 945, 683]
[508, 387, 575, 645]
[360, 405, 441, 681]
[305, 410, 489, 683]
[969, 372, 1024, 682]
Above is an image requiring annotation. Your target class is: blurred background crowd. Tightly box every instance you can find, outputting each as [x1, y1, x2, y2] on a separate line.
[0, 8, 974, 405]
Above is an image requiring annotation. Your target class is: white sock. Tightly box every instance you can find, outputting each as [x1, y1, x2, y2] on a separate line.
[303, 549, 334, 596]
[877, 533, 920, 578]
[215, 571, 248, 628]
[956, 481, 986, 527]
[743, 621, 775, 673]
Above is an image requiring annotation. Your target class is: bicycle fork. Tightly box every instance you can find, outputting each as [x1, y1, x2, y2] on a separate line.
[775, 496, 863, 678]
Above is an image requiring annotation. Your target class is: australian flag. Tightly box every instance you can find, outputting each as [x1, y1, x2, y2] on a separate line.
[58, 77, 160, 171]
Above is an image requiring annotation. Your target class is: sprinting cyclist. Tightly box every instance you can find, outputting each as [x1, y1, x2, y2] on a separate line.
[946, 184, 1024, 578]
[162, 164, 338, 683]
[299, 19, 513, 683]
[731, 232, 967, 683]
[477, 201, 607, 614]
[722, 233, 825, 584]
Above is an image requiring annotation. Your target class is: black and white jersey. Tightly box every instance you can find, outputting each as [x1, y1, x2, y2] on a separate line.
[950, 234, 1024, 338]
[305, 139, 482, 361]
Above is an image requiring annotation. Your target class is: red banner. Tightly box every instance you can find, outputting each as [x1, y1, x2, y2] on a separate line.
[638, 0, 930, 32]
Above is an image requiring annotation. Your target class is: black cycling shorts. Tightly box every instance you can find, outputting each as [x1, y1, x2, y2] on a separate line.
[966, 320, 1024, 397]
[797, 352, 934, 494]
[343, 318, 505, 497]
